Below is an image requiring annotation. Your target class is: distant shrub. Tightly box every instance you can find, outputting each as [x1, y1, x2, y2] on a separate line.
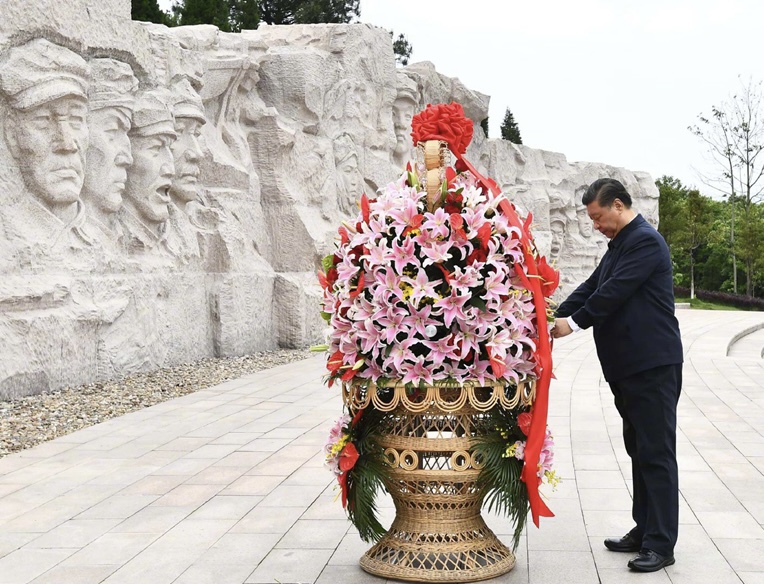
[674, 287, 764, 310]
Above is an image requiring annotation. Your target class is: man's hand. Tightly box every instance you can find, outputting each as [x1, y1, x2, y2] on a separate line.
[552, 318, 573, 339]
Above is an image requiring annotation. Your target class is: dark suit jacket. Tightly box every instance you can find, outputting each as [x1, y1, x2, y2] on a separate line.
[556, 214, 683, 382]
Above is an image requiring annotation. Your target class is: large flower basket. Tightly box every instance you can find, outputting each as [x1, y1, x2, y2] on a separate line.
[345, 379, 535, 582]
[319, 103, 559, 582]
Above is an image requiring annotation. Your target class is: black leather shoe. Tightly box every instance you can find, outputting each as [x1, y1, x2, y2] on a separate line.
[604, 532, 641, 552]
[628, 549, 675, 572]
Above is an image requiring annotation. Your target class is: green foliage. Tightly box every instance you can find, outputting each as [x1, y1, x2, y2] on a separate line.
[344, 406, 390, 542]
[480, 117, 489, 138]
[500, 108, 522, 144]
[173, 0, 232, 30]
[229, 0, 260, 30]
[390, 31, 413, 66]
[472, 407, 530, 551]
[169, 0, 360, 30]
[131, 0, 173, 24]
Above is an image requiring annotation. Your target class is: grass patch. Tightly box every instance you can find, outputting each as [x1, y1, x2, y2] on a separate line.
[675, 297, 739, 311]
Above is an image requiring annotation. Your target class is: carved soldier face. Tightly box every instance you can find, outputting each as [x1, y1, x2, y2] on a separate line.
[169, 117, 203, 204]
[82, 108, 133, 214]
[577, 205, 593, 237]
[393, 97, 416, 157]
[550, 217, 565, 261]
[337, 154, 362, 199]
[6, 96, 89, 208]
[124, 133, 176, 223]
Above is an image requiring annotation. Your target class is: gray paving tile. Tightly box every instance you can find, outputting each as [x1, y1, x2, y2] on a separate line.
[695, 511, 764, 538]
[153, 484, 224, 507]
[527, 550, 598, 584]
[64, 532, 160, 566]
[195, 533, 280, 565]
[24, 518, 121, 549]
[173, 563, 254, 584]
[315, 564, 385, 584]
[99, 547, 199, 584]
[714, 538, 764, 572]
[230, 505, 303, 534]
[110, 506, 193, 533]
[29, 564, 120, 583]
[0, 548, 75, 584]
[245, 548, 333, 584]
[75, 494, 158, 519]
[276, 519, 349, 549]
[189, 496, 263, 520]
[219, 474, 283, 496]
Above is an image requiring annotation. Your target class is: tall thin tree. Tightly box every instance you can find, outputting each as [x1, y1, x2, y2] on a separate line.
[689, 77, 764, 295]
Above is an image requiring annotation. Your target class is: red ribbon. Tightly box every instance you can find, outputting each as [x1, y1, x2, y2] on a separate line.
[457, 156, 555, 527]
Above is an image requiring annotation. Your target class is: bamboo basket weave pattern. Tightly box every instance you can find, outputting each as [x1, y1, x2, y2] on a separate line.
[346, 382, 533, 582]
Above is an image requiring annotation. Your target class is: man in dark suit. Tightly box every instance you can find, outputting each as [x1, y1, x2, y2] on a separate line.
[552, 178, 683, 573]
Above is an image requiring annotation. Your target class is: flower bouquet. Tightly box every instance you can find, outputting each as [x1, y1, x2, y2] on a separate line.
[318, 103, 559, 582]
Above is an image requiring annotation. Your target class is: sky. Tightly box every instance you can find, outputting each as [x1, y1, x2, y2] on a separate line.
[158, 0, 764, 196]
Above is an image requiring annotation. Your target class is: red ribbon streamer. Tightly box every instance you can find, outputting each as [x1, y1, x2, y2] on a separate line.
[457, 156, 555, 527]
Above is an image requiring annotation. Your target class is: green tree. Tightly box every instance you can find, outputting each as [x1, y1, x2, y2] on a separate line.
[229, 0, 259, 30]
[690, 77, 764, 296]
[172, 0, 232, 30]
[500, 108, 522, 144]
[170, 0, 360, 30]
[675, 189, 713, 298]
[391, 32, 412, 66]
[293, 0, 359, 23]
[132, 0, 173, 24]
[655, 175, 687, 247]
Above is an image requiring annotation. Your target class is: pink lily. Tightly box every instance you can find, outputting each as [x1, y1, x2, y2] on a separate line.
[434, 290, 470, 327]
[403, 304, 439, 338]
[403, 269, 442, 306]
[400, 355, 434, 386]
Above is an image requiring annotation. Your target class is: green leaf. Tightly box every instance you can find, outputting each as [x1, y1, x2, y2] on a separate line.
[322, 254, 335, 274]
[469, 296, 487, 312]
[320, 311, 332, 323]
[407, 171, 420, 189]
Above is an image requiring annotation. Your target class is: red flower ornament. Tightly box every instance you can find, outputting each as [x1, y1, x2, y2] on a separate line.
[411, 102, 474, 156]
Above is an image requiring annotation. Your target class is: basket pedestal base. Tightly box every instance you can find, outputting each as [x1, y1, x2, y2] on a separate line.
[357, 402, 516, 582]
[360, 514, 515, 582]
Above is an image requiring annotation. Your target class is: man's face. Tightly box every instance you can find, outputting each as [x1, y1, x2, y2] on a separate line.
[393, 98, 415, 153]
[124, 132, 175, 224]
[169, 116, 203, 204]
[586, 199, 623, 240]
[82, 108, 133, 214]
[9, 96, 89, 207]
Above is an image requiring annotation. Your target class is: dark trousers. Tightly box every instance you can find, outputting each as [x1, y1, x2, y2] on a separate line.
[609, 364, 682, 556]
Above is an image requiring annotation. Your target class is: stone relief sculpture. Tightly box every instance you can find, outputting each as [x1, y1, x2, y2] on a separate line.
[334, 132, 364, 215]
[0, 39, 94, 253]
[392, 71, 418, 169]
[0, 4, 661, 397]
[165, 77, 209, 263]
[119, 89, 176, 256]
[548, 190, 574, 265]
[82, 58, 139, 247]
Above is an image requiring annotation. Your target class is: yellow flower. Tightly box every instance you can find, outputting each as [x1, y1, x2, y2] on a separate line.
[544, 470, 561, 489]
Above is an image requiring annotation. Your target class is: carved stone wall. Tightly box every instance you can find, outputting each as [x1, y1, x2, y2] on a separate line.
[0, 2, 659, 398]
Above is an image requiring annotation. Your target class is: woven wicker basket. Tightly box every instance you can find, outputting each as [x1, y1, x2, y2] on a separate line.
[345, 381, 532, 582]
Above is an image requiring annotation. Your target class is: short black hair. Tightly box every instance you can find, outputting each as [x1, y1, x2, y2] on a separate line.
[581, 178, 632, 208]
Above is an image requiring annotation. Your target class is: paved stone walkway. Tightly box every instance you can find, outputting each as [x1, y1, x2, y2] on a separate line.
[0, 309, 763, 584]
